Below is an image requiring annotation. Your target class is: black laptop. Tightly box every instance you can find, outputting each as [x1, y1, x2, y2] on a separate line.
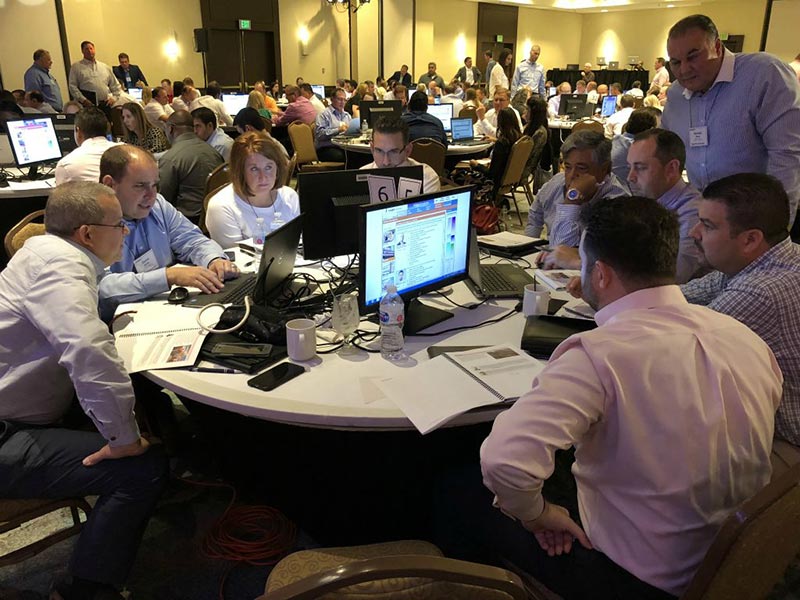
[464, 229, 534, 298]
[183, 214, 303, 307]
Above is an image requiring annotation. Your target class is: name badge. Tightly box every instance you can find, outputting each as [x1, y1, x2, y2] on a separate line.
[133, 249, 158, 273]
[689, 126, 708, 147]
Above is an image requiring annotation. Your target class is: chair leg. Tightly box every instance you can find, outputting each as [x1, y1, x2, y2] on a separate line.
[511, 189, 523, 227]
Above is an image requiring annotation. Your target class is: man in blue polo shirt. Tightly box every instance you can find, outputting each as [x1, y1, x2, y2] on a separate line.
[23, 49, 63, 112]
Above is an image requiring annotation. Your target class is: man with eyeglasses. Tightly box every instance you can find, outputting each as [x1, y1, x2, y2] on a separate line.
[360, 116, 441, 194]
[97, 144, 237, 320]
[0, 181, 167, 600]
[474, 88, 523, 138]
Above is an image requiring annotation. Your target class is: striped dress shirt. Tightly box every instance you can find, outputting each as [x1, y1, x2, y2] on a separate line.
[681, 237, 800, 445]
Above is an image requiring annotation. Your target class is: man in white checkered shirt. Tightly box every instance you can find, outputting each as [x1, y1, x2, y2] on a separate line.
[681, 173, 800, 477]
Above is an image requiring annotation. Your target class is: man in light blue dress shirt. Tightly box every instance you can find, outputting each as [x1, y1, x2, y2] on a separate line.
[97, 145, 238, 318]
[23, 49, 63, 112]
[661, 14, 800, 236]
[511, 45, 546, 97]
[526, 130, 628, 244]
[315, 87, 351, 162]
[0, 181, 166, 600]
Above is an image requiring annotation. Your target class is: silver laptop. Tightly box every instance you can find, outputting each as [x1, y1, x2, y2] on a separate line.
[450, 117, 486, 146]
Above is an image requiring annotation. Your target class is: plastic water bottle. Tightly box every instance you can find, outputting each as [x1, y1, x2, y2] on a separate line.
[254, 217, 267, 245]
[379, 285, 405, 361]
[360, 117, 368, 135]
[269, 210, 285, 233]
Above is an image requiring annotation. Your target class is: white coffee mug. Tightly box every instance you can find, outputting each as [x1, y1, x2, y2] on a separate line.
[522, 285, 551, 317]
[286, 318, 316, 361]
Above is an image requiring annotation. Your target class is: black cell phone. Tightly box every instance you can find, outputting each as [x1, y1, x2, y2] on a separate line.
[224, 250, 236, 261]
[211, 342, 273, 357]
[247, 362, 306, 391]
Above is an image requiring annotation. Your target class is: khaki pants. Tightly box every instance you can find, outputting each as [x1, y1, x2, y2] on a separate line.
[770, 438, 800, 481]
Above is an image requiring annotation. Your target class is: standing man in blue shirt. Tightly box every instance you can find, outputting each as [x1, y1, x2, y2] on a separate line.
[97, 145, 238, 318]
[23, 49, 63, 112]
[483, 50, 496, 87]
[511, 45, 546, 97]
[661, 14, 800, 236]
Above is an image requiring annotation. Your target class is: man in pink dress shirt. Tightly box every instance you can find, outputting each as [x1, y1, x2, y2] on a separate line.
[470, 196, 781, 599]
[272, 85, 316, 127]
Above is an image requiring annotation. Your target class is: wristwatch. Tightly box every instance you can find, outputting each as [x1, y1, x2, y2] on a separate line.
[566, 188, 584, 202]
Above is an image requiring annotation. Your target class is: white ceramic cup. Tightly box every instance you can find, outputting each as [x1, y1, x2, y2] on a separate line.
[286, 318, 317, 361]
[522, 285, 551, 317]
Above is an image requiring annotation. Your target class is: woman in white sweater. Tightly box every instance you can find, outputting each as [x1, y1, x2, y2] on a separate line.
[206, 131, 299, 248]
[489, 49, 513, 96]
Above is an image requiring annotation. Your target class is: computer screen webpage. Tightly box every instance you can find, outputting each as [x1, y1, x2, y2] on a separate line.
[311, 84, 325, 99]
[222, 94, 249, 117]
[601, 95, 618, 117]
[6, 118, 62, 166]
[428, 104, 453, 132]
[450, 118, 473, 141]
[362, 189, 471, 308]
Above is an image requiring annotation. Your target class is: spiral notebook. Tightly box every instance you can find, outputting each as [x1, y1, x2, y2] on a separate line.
[113, 304, 209, 372]
[375, 345, 544, 434]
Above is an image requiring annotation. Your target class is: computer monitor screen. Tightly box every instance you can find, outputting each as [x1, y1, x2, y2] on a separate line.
[128, 88, 143, 101]
[558, 94, 590, 119]
[298, 165, 424, 260]
[359, 100, 403, 128]
[358, 186, 474, 333]
[601, 94, 618, 117]
[5, 117, 62, 174]
[221, 93, 249, 117]
[427, 103, 454, 132]
[310, 84, 325, 99]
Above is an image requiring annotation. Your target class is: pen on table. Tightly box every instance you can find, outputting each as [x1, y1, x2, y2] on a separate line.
[189, 367, 239, 374]
[238, 246, 258, 257]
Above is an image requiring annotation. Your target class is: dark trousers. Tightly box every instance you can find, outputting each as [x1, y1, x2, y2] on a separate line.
[0, 421, 168, 584]
[434, 460, 677, 600]
[317, 146, 347, 163]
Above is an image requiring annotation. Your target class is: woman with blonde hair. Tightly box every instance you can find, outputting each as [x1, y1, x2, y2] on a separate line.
[120, 102, 169, 153]
[205, 131, 300, 247]
[247, 90, 272, 119]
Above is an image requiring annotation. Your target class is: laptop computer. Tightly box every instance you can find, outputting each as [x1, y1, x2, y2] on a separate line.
[450, 117, 486, 146]
[464, 229, 535, 298]
[183, 214, 304, 308]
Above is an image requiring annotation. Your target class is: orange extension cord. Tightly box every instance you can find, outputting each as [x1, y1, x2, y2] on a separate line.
[178, 477, 297, 600]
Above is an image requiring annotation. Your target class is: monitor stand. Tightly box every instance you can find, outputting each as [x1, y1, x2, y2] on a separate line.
[404, 298, 453, 335]
[26, 165, 41, 181]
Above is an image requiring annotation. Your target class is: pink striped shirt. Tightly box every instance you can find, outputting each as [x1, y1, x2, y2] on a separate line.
[481, 285, 781, 595]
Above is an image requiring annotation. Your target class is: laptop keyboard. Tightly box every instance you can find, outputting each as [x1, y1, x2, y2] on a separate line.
[480, 266, 518, 292]
[220, 277, 257, 304]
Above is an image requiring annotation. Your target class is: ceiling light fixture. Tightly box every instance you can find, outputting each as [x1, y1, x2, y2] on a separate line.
[326, 0, 370, 12]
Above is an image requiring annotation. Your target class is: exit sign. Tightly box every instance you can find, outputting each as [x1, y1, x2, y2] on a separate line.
[239, 19, 251, 30]
[495, 34, 504, 42]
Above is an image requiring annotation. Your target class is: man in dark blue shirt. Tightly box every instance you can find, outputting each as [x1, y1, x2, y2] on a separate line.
[400, 91, 448, 147]
[112, 53, 148, 90]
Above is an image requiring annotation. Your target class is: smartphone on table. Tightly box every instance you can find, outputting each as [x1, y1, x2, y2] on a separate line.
[247, 362, 306, 391]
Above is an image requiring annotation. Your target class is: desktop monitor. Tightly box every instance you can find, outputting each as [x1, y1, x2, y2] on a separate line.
[558, 94, 591, 120]
[310, 84, 325, 99]
[5, 117, 62, 179]
[358, 186, 474, 334]
[298, 165, 424, 260]
[359, 100, 403, 128]
[600, 94, 618, 118]
[427, 103, 454, 132]
[128, 87, 143, 101]
[221, 93, 249, 117]
[51, 113, 77, 155]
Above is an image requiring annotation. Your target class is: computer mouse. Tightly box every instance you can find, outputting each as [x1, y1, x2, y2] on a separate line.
[167, 286, 190, 304]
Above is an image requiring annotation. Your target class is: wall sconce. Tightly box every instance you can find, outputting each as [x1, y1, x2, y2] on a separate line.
[163, 36, 180, 62]
[298, 25, 310, 56]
